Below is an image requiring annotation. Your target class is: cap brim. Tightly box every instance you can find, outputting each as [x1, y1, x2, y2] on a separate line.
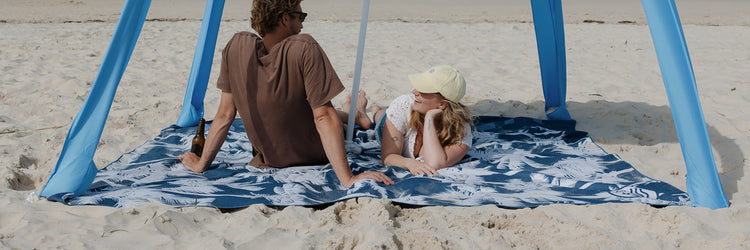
[409, 73, 439, 94]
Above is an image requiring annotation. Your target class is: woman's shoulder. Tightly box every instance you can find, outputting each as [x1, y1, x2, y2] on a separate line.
[385, 94, 414, 133]
[386, 94, 414, 115]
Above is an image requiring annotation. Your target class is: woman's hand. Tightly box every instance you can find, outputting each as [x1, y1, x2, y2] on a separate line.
[425, 108, 443, 121]
[406, 160, 439, 175]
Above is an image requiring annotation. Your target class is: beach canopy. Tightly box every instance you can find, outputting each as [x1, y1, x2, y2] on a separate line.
[39, 0, 729, 209]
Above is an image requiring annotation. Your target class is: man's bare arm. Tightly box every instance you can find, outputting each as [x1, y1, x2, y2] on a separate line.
[179, 92, 236, 173]
[313, 102, 394, 188]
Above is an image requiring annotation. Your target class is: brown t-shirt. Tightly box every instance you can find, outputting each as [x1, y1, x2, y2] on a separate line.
[216, 32, 345, 168]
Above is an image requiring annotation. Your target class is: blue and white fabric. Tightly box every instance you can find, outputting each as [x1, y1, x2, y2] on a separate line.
[64, 117, 690, 208]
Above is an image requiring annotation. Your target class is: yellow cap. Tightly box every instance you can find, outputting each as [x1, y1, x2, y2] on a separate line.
[408, 65, 466, 102]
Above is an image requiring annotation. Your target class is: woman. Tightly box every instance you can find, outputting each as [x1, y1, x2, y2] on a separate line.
[371, 65, 473, 175]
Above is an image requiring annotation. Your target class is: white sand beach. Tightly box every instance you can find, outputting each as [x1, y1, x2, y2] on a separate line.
[1, 0, 749, 248]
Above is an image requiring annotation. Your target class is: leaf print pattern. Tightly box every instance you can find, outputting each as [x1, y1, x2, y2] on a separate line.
[66, 117, 690, 208]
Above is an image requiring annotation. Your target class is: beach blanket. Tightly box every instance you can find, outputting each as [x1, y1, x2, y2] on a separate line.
[65, 117, 690, 208]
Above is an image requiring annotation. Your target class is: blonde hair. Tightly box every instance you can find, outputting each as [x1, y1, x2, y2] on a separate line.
[408, 95, 473, 147]
[251, 0, 303, 37]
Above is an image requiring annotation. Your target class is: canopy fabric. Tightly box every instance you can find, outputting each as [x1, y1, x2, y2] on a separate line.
[641, 0, 727, 208]
[39, 0, 152, 198]
[531, 0, 571, 120]
[39, 0, 728, 209]
[175, 0, 225, 128]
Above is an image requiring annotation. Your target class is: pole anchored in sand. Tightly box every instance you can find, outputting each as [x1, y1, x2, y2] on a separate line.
[345, 0, 371, 146]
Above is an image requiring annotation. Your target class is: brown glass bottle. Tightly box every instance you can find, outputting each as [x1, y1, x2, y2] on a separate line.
[191, 118, 206, 157]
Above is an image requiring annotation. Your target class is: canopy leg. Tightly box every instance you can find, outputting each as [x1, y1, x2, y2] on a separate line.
[345, 0, 372, 144]
[530, 0, 571, 120]
[642, 0, 728, 209]
[176, 0, 226, 127]
[40, 0, 152, 199]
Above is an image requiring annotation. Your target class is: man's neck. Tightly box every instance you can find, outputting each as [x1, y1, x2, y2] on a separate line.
[262, 32, 291, 51]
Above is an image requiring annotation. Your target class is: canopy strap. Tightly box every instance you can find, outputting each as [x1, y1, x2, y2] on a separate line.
[40, 0, 152, 199]
[642, 0, 728, 209]
[176, 0, 226, 127]
[531, 0, 571, 120]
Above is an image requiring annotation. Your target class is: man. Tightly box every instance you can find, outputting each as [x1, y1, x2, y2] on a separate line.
[179, 0, 393, 188]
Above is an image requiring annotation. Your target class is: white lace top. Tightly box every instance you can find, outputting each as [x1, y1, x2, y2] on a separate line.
[385, 94, 473, 159]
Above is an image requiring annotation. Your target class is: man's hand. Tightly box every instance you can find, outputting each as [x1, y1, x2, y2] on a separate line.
[406, 160, 439, 176]
[341, 171, 395, 188]
[178, 92, 236, 175]
[313, 102, 395, 189]
[179, 152, 205, 173]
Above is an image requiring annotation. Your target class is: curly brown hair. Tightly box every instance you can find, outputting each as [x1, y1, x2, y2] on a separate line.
[251, 0, 303, 37]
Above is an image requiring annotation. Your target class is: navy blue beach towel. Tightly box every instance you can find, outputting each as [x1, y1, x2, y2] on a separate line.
[65, 116, 690, 208]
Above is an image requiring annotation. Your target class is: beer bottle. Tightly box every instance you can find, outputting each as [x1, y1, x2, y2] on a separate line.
[191, 118, 206, 157]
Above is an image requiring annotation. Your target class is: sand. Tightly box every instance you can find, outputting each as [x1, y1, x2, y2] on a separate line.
[1, 0, 749, 248]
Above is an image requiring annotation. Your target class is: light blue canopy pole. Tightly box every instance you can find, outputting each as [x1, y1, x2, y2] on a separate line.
[39, 0, 152, 199]
[530, 0, 571, 120]
[345, 0, 371, 142]
[176, 0, 226, 127]
[642, 0, 728, 209]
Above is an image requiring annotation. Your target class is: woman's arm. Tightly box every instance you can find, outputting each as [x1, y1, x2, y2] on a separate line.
[421, 109, 470, 170]
[381, 118, 438, 175]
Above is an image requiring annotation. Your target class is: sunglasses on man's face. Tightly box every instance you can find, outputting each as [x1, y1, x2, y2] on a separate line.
[289, 11, 307, 22]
